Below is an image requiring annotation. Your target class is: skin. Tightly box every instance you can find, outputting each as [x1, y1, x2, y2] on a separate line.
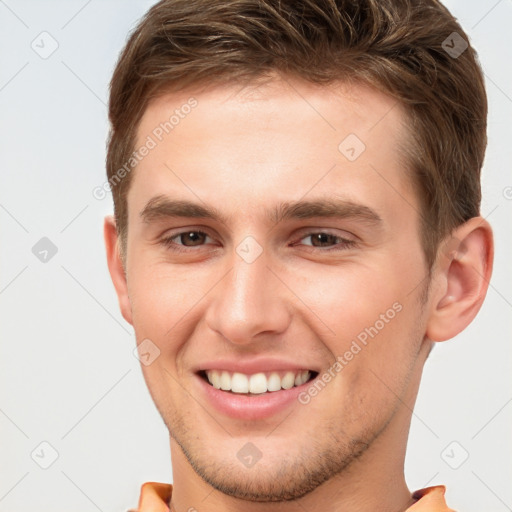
[105, 76, 493, 512]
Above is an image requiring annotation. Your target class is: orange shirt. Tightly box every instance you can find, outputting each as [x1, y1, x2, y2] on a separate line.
[131, 482, 455, 511]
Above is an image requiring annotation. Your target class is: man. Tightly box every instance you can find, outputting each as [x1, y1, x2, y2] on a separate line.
[104, 0, 493, 510]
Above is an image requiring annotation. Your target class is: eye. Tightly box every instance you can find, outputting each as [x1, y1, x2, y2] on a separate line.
[302, 232, 339, 247]
[297, 231, 357, 251]
[160, 230, 215, 251]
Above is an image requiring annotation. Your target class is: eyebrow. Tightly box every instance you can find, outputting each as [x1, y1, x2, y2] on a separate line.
[271, 198, 382, 225]
[140, 194, 382, 227]
[140, 196, 232, 224]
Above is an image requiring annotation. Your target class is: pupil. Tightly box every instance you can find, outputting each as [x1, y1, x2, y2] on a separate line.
[182, 232, 204, 246]
[313, 233, 334, 246]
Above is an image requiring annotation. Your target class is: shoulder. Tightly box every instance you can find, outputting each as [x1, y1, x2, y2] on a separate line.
[129, 481, 173, 512]
[408, 486, 456, 511]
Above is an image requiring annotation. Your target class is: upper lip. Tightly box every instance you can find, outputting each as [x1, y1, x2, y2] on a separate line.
[194, 357, 321, 375]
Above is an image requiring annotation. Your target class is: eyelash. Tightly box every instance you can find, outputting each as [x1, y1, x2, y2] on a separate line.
[159, 230, 357, 254]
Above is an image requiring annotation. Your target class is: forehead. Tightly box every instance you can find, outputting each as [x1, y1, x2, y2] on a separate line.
[137, 77, 406, 148]
[129, 77, 414, 224]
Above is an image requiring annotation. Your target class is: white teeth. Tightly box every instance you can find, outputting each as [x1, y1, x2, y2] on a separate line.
[210, 370, 221, 389]
[205, 369, 311, 394]
[281, 372, 295, 389]
[231, 372, 249, 393]
[220, 371, 231, 391]
[267, 372, 282, 392]
[249, 373, 267, 394]
[295, 370, 309, 386]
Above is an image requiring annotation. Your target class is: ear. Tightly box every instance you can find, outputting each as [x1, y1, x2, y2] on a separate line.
[104, 216, 133, 325]
[426, 217, 494, 342]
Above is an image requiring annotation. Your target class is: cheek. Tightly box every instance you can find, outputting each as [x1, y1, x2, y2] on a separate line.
[291, 262, 425, 383]
[291, 263, 404, 339]
[128, 259, 203, 333]
[126, 263, 210, 394]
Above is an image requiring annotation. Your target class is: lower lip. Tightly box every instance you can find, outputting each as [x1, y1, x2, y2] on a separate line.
[195, 374, 313, 420]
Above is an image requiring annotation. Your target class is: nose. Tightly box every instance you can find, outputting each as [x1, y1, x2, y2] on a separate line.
[204, 247, 292, 345]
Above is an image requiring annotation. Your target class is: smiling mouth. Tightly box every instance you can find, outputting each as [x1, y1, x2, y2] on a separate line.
[198, 369, 318, 395]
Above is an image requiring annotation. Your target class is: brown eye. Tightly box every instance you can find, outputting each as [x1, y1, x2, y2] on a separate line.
[177, 231, 208, 246]
[308, 233, 339, 247]
[159, 229, 219, 254]
[297, 231, 357, 252]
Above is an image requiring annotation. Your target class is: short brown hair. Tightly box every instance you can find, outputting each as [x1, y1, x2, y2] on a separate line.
[106, 0, 487, 268]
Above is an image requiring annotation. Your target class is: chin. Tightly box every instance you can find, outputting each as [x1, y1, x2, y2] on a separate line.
[171, 423, 372, 503]
[187, 457, 329, 502]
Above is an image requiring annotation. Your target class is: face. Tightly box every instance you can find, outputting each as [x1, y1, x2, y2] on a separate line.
[119, 78, 434, 500]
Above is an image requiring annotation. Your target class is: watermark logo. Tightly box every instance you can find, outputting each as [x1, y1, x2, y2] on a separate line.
[440, 441, 469, 469]
[31, 441, 59, 469]
[133, 338, 161, 366]
[236, 442, 262, 468]
[93, 98, 198, 200]
[236, 236, 264, 264]
[338, 133, 366, 162]
[31, 31, 59, 59]
[298, 301, 403, 405]
[442, 32, 468, 59]
[32, 237, 58, 263]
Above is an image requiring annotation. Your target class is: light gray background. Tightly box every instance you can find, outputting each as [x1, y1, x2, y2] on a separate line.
[0, 1, 511, 511]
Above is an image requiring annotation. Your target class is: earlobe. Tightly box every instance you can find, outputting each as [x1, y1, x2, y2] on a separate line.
[104, 216, 133, 326]
[426, 217, 493, 342]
